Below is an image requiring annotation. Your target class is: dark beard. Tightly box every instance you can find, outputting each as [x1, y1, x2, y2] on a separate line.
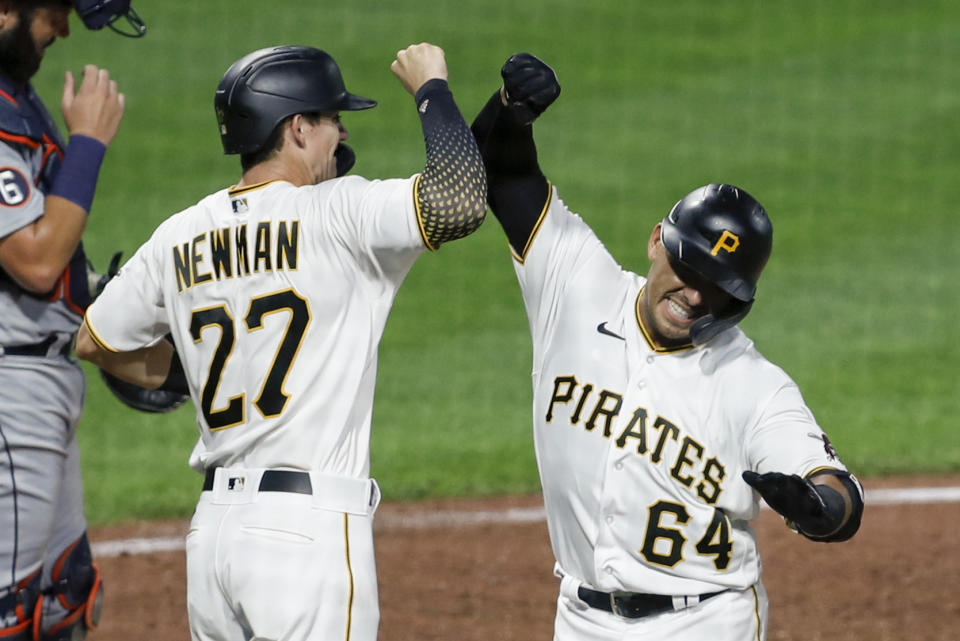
[0, 11, 42, 86]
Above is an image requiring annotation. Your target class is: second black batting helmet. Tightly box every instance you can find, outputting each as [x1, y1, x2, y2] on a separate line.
[660, 183, 773, 343]
[214, 46, 377, 157]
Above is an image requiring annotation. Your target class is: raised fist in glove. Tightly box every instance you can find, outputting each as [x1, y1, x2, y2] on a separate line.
[500, 53, 561, 125]
[742, 470, 846, 539]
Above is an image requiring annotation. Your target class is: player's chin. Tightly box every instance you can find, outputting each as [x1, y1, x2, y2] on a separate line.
[652, 315, 691, 344]
[662, 325, 693, 343]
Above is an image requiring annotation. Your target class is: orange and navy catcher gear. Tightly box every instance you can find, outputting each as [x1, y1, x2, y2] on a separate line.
[0, 72, 95, 313]
[38, 534, 103, 641]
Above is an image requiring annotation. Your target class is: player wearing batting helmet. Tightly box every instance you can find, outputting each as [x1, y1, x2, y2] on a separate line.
[76, 43, 486, 641]
[0, 2, 145, 640]
[471, 53, 864, 641]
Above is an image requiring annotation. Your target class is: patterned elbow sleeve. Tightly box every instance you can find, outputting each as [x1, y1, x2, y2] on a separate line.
[413, 79, 487, 250]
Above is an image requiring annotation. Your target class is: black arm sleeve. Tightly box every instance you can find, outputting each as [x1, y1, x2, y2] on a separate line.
[413, 79, 487, 250]
[470, 90, 550, 257]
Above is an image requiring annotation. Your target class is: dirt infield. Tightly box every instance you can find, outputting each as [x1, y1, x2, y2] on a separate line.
[89, 476, 959, 641]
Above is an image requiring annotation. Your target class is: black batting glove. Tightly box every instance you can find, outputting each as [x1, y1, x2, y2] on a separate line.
[743, 471, 845, 538]
[500, 53, 561, 125]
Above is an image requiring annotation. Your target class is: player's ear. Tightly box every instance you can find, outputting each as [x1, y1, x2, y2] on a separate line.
[647, 223, 662, 261]
[288, 114, 308, 148]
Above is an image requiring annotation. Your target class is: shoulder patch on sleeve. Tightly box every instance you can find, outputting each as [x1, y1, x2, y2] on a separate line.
[807, 432, 839, 461]
[0, 166, 30, 208]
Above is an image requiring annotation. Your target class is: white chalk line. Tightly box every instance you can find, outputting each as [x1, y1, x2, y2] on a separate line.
[90, 485, 960, 559]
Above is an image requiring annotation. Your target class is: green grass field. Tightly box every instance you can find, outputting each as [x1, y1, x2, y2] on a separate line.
[33, 0, 958, 525]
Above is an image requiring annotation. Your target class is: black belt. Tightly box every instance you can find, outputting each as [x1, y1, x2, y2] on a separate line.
[202, 468, 313, 494]
[2, 335, 71, 358]
[577, 586, 724, 619]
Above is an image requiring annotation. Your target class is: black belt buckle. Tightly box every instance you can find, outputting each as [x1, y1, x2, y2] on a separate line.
[609, 591, 671, 619]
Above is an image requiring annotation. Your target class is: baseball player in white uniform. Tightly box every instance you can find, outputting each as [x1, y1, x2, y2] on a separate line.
[75, 43, 487, 641]
[471, 54, 865, 641]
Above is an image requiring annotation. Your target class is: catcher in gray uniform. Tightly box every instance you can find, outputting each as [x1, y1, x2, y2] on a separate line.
[0, 2, 145, 640]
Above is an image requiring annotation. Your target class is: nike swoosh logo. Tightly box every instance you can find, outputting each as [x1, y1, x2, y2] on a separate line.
[597, 322, 625, 341]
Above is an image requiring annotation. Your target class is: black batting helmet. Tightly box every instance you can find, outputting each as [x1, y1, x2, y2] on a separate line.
[73, 0, 146, 37]
[214, 46, 377, 156]
[660, 183, 773, 343]
[661, 183, 772, 302]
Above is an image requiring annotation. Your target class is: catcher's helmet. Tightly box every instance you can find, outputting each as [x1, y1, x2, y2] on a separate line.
[215, 46, 377, 156]
[660, 183, 772, 343]
[73, 0, 146, 37]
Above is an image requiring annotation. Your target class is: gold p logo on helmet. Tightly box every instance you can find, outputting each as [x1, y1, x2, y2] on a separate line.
[711, 230, 740, 256]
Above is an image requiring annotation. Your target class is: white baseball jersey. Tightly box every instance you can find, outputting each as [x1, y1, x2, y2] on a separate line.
[516, 186, 847, 597]
[85, 175, 425, 478]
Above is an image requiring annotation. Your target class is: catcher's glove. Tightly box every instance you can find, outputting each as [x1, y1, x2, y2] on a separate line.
[100, 369, 188, 413]
[500, 53, 561, 125]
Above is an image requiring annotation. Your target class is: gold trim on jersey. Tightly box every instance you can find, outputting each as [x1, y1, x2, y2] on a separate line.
[343, 514, 355, 641]
[411, 174, 438, 252]
[634, 288, 695, 354]
[227, 180, 284, 197]
[805, 465, 844, 479]
[81, 317, 122, 353]
[750, 585, 763, 641]
[511, 180, 553, 264]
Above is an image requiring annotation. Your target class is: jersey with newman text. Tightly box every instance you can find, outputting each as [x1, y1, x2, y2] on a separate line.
[86, 176, 424, 477]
